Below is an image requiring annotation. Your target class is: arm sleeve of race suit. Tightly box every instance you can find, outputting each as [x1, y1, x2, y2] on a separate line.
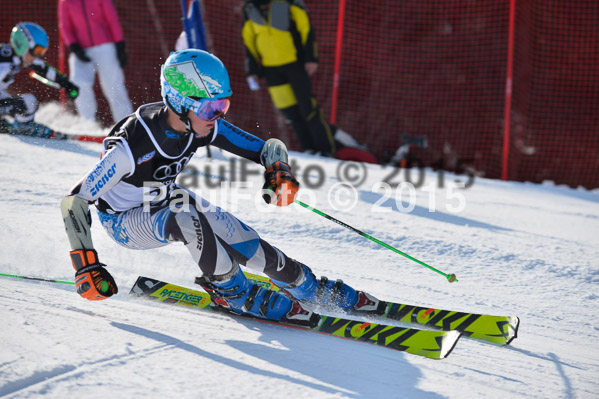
[67, 141, 133, 202]
[290, 0, 318, 63]
[60, 142, 132, 251]
[211, 119, 265, 163]
[61, 195, 95, 251]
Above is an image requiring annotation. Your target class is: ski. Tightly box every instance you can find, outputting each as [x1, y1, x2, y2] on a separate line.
[129, 276, 461, 360]
[243, 271, 519, 346]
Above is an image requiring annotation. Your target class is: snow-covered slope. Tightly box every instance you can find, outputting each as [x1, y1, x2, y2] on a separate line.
[1, 113, 598, 398]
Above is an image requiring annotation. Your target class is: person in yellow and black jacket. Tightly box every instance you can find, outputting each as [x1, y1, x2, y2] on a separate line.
[242, 0, 336, 156]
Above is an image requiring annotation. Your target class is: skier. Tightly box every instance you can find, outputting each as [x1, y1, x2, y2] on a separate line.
[241, 0, 377, 163]
[0, 22, 79, 133]
[60, 49, 382, 324]
[58, 0, 133, 124]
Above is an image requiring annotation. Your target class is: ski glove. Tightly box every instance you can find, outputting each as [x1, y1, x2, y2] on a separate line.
[69, 43, 91, 62]
[61, 80, 79, 99]
[262, 161, 299, 206]
[0, 96, 27, 117]
[70, 249, 118, 300]
[115, 41, 128, 68]
[54, 73, 79, 99]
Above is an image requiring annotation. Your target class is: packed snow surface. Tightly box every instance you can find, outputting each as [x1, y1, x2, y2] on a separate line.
[1, 106, 598, 398]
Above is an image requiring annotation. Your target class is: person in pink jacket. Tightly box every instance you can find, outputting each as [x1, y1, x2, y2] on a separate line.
[58, 0, 133, 124]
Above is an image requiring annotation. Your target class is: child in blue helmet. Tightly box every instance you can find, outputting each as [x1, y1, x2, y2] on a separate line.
[60, 49, 383, 323]
[0, 22, 79, 133]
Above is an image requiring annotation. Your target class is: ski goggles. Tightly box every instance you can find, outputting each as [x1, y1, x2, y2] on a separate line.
[189, 97, 231, 121]
[30, 45, 47, 57]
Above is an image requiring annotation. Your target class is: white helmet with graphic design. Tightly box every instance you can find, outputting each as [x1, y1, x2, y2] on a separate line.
[160, 50, 232, 122]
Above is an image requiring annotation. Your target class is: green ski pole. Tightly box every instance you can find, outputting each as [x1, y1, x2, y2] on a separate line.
[294, 200, 458, 283]
[0, 272, 74, 285]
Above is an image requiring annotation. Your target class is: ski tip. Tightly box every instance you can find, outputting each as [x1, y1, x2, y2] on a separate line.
[440, 330, 462, 359]
[504, 316, 520, 345]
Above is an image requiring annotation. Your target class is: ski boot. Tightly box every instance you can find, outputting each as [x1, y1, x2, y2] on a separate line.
[195, 263, 319, 327]
[272, 264, 387, 315]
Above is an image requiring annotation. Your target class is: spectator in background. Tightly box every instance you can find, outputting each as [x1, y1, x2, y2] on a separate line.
[1, 22, 79, 133]
[241, 0, 375, 162]
[58, 0, 133, 124]
[242, 0, 333, 155]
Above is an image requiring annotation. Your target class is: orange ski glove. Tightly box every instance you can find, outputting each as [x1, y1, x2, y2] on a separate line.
[70, 249, 118, 300]
[262, 161, 299, 206]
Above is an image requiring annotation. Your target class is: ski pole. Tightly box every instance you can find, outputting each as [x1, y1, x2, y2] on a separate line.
[29, 71, 61, 89]
[29, 72, 79, 101]
[0, 272, 74, 285]
[294, 200, 458, 283]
